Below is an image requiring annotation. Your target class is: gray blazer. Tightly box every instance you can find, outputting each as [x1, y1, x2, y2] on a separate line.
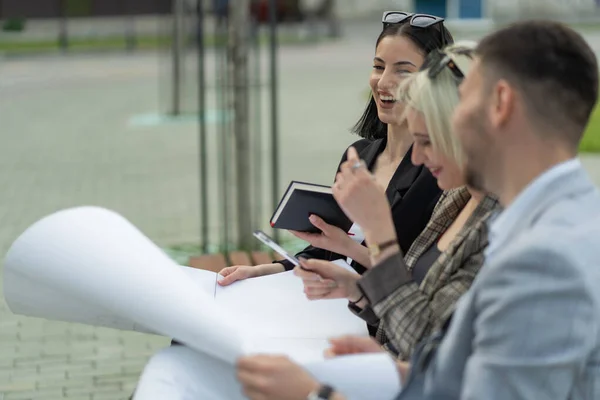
[398, 162, 600, 400]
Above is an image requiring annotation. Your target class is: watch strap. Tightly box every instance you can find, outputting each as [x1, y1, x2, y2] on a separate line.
[308, 384, 335, 400]
[368, 239, 398, 257]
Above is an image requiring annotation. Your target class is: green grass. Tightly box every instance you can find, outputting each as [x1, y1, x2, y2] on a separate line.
[0, 33, 329, 54]
[580, 106, 600, 153]
[0, 36, 170, 53]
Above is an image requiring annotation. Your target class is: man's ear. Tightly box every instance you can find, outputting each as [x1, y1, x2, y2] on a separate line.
[489, 79, 515, 129]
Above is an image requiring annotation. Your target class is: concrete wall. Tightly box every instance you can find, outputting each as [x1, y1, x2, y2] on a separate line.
[332, 0, 412, 20]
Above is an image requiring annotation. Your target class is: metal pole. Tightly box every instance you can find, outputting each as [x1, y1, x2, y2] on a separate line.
[124, 0, 136, 51]
[216, 6, 231, 252]
[250, 13, 263, 235]
[268, 0, 280, 242]
[171, 0, 185, 115]
[197, 0, 209, 253]
[58, 0, 68, 52]
[229, 0, 253, 250]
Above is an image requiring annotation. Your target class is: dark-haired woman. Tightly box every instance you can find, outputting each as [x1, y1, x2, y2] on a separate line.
[219, 13, 454, 289]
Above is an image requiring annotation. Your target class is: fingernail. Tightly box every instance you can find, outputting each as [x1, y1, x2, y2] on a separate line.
[298, 257, 311, 267]
[328, 282, 338, 288]
[309, 215, 316, 221]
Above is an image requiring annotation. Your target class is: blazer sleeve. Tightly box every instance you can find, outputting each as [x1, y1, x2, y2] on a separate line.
[361, 250, 482, 360]
[275, 139, 373, 271]
[460, 243, 597, 400]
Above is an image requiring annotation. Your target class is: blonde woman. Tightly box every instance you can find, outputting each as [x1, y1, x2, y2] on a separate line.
[295, 42, 499, 361]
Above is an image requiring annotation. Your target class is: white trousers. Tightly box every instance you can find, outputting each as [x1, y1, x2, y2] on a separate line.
[133, 346, 246, 400]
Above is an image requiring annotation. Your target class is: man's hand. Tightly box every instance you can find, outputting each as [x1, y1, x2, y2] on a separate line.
[325, 335, 384, 358]
[218, 263, 285, 286]
[326, 336, 411, 385]
[237, 355, 320, 400]
[294, 258, 362, 301]
[396, 360, 410, 385]
[333, 147, 397, 245]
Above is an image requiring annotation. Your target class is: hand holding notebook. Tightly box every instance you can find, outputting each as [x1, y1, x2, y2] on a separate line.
[270, 181, 352, 233]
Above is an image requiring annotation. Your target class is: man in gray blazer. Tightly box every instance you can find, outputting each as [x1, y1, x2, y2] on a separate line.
[393, 20, 600, 399]
[232, 20, 600, 400]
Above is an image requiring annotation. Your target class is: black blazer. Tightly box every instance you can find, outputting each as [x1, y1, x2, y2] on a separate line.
[278, 138, 442, 274]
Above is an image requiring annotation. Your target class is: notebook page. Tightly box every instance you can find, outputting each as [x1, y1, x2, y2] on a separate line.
[243, 336, 331, 364]
[180, 266, 218, 298]
[214, 270, 367, 339]
[304, 353, 402, 400]
[134, 347, 400, 400]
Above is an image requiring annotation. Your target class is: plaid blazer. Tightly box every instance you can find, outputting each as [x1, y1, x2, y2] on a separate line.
[371, 187, 499, 360]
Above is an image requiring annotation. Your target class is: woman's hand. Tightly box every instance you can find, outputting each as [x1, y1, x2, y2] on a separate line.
[289, 214, 354, 255]
[294, 258, 362, 301]
[218, 263, 285, 286]
[289, 215, 371, 267]
[333, 147, 397, 246]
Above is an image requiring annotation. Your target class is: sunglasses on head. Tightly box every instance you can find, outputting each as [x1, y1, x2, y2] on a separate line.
[382, 11, 448, 46]
[426, 47, 474, 82]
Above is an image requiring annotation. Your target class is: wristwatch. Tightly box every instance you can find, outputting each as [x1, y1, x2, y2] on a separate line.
[367, 238, 398, 257]
[307, 384, 335, 400]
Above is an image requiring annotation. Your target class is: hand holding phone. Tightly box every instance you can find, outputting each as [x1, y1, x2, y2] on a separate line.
[252, 230, 301, 267]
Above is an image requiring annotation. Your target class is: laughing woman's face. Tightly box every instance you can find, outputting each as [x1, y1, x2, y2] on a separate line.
[370, 36, 424, 125]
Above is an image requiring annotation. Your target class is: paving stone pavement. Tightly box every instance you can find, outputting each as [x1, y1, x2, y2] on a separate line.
[2, 21, 600, 399]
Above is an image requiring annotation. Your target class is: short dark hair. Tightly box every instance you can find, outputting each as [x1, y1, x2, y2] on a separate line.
[477, 20, 598, 147]
[352, 21, 454, 140]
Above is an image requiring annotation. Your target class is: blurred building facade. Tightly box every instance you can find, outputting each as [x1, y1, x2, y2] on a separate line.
[2, 0, 597, 22]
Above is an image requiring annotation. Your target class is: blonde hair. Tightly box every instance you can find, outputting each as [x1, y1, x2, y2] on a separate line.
[397, 41, 477, 166]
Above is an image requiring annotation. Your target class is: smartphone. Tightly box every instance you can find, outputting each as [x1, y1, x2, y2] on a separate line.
[252, 230, 300, 267]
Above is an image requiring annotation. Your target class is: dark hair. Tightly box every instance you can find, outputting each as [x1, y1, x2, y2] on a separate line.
[352, 21, 454, 140]
[477, 20, 598, 147]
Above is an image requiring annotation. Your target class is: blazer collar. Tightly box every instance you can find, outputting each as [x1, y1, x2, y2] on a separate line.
[387, 145, 422, 200]
[405, 187, 471, 267]
[439, 194, 499, 260]
[359, 139, 421, 205]
[487, 161, 593, 258]
[359, 138, 386, 169]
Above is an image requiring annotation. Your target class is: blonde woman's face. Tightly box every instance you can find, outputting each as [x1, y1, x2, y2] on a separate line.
[407, 108, 465, 190]
[370, 36, 424, 125]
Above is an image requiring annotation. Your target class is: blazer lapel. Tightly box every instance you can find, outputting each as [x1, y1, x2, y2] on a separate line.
[405, 187, 471, 268]
[422, 195, 498, 291]
[439, 195, 498, 260]
[387, 145, 421, 206]
[361, 139, 386, 171]
[357, 141, 420, 206]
